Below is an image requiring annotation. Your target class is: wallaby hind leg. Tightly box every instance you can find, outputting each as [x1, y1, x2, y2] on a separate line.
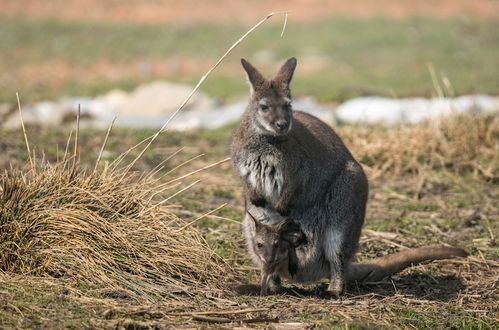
[319, 258, 345, 299]
[321, 230, 346, 299]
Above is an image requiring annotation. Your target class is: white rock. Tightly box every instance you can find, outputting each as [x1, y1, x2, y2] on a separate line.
[292, 97, 336, 126]
[35, 101, 70, 126]
[62, 97, 116, 126]
[335, 94, 499, 125]
[99, 89, 129, 110]
[111, 96, 335, 131]
[113, 80, 213, 116]
[3, 104, 39, 129]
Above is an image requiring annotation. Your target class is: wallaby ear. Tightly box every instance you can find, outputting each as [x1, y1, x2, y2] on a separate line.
[241, 58, 266, 94]
[273, 57, 297, 90]
[246, 211, 261, 235]
[279, 220, 306, 247]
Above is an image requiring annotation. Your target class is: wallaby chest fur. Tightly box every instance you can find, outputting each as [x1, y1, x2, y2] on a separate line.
[232, 111, 355, 213]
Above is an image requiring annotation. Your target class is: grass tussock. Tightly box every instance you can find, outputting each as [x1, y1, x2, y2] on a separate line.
[0, 158, 232, 301]
[343, 113, 499, 180]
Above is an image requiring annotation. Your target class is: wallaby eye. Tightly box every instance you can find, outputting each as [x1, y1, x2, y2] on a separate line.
[260, 104, 269, 112]
[256, 242, 264, 248]
[284, 103, 292, 111]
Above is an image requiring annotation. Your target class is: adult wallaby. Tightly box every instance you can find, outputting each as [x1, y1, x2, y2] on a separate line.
[246, 212, 468, 296]
[230, 57, 467, 298]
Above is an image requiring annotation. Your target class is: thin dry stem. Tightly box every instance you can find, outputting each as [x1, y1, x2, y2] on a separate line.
[15, 92, 34, 169]
[142, 180, 201, 214]
[176, 203, 228, 232]
[63, 130, 73, 161]
[94, 116, 117, 173]
[428, 62, 444, 98]
[74, 104, 81, 161]
[165, 157, 231, 185]
[280, 11, 289, 37]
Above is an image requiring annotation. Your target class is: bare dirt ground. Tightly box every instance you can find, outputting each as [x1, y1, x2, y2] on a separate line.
[1, 0, 498, 24]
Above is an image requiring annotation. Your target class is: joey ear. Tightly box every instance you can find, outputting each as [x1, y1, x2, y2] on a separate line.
[273, 57, 297, 90]
[241, 58, 266, 94]
[246, 211, 261, 235]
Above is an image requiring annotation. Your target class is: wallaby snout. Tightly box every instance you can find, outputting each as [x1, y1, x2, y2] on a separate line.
[256, 102, 293, 136]
[275, 119, 290, 133]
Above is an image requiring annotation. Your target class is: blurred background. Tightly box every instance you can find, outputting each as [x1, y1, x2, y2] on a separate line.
[0, 0, 498, 128]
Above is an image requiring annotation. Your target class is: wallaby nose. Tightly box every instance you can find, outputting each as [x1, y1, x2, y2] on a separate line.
[275, 121, 289, 132]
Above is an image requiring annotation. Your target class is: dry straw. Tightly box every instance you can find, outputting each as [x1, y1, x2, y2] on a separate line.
[342, 113, 498, 182]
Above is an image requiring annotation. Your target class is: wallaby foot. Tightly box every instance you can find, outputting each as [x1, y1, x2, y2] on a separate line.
[319, 289, 342, 300]
[319, 275, 344, 299]
[322, 250, 346, 299]
[260, 273, 282, 296]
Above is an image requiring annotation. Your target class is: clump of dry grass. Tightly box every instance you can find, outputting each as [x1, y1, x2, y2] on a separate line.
[342, 113, 498, 180]
[0, 157, 232, 301]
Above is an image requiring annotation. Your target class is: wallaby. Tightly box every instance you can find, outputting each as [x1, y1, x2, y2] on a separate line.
[247, 212, 468, 296]
[230, 57, 467, 298]
[246, 211, 306, 295]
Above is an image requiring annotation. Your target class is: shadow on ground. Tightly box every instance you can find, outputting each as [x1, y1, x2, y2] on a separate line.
[235, 272, 465, 302]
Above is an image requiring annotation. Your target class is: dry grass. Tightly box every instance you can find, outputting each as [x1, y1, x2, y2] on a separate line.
[342, 113, 499, 181]
[0, 156, 234, 302]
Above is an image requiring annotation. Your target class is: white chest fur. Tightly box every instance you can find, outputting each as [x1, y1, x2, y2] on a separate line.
[238, 154, 283, 203]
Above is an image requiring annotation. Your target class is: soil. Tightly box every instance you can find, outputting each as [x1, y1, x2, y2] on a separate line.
[1, 0, 497, 24]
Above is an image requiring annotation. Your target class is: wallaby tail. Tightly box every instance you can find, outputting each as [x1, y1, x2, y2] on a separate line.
[347, 246, 468, 283]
